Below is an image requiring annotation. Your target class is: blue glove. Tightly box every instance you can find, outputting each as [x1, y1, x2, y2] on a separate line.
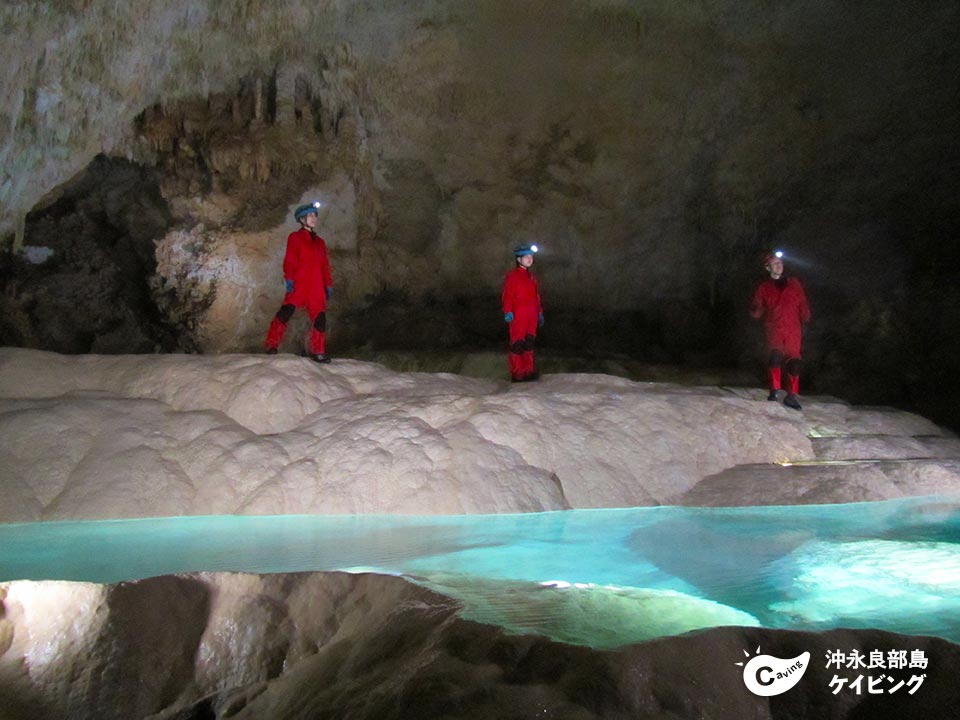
[326, 286, 333, 300]
[538, 313, 544, 328]
[504, 312, 514, 323]
[284, 279, 294, 293]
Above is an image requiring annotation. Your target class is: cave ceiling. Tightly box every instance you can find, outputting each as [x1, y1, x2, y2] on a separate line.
[1, 0, 959, 426]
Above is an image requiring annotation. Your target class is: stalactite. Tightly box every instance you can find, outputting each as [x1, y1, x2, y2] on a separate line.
[253, 77, 263, 123]
[13, 211, 25, 254]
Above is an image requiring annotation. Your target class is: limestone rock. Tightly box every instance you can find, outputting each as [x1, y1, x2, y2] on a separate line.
[1, 572, 959, 720]
[1, 348, 958, 522]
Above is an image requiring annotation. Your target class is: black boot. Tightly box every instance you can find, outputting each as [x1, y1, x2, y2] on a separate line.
[783, 393, 802, 410]
[311, 353, 332, 364]
[767, 389, 780, 401]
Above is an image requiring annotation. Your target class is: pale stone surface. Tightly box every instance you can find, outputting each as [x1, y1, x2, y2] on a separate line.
[1, 571, 959, 720]
[414, 573, 761, 649]
[812, 436, 960, 462]
[2, 347, 959, 521]
[0, 348, 783, 520]
[677, 460, 960, 507]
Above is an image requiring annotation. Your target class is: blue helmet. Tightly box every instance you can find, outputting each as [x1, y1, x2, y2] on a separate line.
[514, 244, 539, 257]
[294, 201, 322, 221]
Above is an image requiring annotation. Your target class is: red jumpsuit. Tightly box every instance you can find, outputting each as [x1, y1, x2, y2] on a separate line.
[264, 227, 333, 354]
[502, 266, 543, 381]
[750, 276, 811, 394]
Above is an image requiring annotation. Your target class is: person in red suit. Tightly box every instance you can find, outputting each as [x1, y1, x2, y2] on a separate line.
[264, 201, 334, 362]
[502, 244, 544, 382]
[750, 251, 811, 410]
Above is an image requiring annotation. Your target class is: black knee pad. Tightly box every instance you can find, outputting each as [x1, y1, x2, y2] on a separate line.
[785, 358, 802, 376]
[275, 304, 295, 323]
[523, 334, 536, 351]
[510, 340, 526, 354]
[768, 350, 784, 368]
[313, 312, 326, 332]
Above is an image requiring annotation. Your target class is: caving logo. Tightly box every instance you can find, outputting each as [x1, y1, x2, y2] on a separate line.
[736, 647, 810, 696]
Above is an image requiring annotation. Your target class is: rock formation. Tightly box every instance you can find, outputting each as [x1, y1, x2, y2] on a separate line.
[1, 348, 958, 522]
[2, 1, 959, 430]
[3, 3, 960, 714]
[2, 571, 958, 720]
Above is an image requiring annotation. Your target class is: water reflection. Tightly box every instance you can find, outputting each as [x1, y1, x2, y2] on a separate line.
[1, 496, 958, 648]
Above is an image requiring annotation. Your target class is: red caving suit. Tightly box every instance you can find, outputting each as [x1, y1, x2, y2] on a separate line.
[501, 266, 543, 380]
[750, 275, 811, 393]
[264, 227, 333, 354]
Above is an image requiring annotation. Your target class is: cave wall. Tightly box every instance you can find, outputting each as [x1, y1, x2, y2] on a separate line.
[0, 156, 177, 353]
[1, 0, 959, 424]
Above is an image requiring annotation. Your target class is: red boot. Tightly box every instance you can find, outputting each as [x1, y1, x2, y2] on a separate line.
[308, 329, 330, 363]
[265, 316, 287, 352]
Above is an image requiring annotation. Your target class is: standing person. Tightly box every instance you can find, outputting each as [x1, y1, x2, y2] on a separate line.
[750, 251, 811, 410]
[502, 244, 544, 382]
[264, 201, 334, 363]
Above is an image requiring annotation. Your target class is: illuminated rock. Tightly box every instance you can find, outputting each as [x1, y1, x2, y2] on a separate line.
[2, 348, 959, 520]
[409, 573, 761, 649]
[2, 572, 959, 720]
[769, 538, 960, 629]
[0, 348, 822, 520]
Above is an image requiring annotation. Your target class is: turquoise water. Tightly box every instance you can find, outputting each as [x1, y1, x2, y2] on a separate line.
[2, 496, 959, 649]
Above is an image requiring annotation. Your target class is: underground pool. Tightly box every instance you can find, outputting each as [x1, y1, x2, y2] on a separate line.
[1, 495, 958, 649]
